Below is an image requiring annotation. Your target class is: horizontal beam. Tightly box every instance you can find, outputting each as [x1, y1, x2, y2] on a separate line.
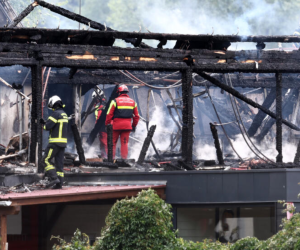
[1, 28, 300, 44]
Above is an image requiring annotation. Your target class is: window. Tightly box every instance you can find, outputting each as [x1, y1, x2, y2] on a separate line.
[177, 205, 275, 243]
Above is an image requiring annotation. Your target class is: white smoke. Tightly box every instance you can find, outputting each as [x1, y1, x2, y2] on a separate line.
[128, 107, 177, 160]
[224, 134, 296, 163]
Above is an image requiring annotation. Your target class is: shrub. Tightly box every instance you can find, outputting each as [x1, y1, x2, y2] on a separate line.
[51, 229, 92, 250]
[94, 189, 178, 250]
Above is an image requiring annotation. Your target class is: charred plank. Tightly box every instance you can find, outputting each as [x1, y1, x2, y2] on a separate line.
[276, 73, 283, 163]
[8, 2, 38, 28]
[181, 68, 193, 164]
[137, 125, 156, 164]
[210, 123, 224, 164]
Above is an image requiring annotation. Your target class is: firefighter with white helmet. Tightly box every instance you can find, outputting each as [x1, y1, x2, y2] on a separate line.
[92, 88, 107, 158]
[40, 95, 68, 189]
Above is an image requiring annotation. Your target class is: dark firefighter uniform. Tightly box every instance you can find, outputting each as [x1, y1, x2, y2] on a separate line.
[43, 108, 68, 188]
[95, 103, 107, 158]
[105, 91, 139, 159]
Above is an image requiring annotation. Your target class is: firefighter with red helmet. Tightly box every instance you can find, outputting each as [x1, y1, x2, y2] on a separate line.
[93, 88, 107, 158]
[105, 84, 139, 159]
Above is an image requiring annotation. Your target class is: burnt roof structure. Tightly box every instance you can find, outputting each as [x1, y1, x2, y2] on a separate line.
[1, 0, 300, 172]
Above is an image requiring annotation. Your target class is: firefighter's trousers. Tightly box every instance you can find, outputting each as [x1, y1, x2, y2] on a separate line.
[43, 144, 65, 185]
[98, 131, 108, 158]
[112, 130, 130, 159]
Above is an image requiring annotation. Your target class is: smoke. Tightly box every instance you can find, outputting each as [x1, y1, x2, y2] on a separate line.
[128, 107, 177, 160]
[225, 134, 296, 163]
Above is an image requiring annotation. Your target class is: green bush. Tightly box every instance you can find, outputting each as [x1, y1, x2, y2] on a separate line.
[51, 229, 92, 250]
[94, 189, 178, 250]
[52, 189, 300, 250]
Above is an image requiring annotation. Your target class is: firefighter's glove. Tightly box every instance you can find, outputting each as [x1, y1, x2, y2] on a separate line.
[132, 126, 136, 133]
[39, 118, 46, 124]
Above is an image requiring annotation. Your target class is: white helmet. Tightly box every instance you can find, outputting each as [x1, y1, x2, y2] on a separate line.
[92, 88, 104, 99]
[48, 95, 62, 109]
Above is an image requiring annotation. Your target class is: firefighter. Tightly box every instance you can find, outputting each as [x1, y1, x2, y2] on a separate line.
[40, 95, 68, 189]
[105, 84, 139, 159]
[93, 89, 107, 158]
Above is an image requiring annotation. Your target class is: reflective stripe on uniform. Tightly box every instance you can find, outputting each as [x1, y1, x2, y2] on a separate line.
[58, 119, 68, 139]
[48, 116, 58, 123]
[95, 104, 100, 119]
[107, 100, 116, 114]
[57, 172, 64, 177]
[43, 125, 46, 130]
[45, 166, 55, 171]
[49, 138, 67, 143]
[45, 148, 54, 171]
[117, 106, 135, 109]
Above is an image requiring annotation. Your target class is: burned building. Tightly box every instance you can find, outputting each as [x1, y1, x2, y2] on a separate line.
[0, 1, 300, 249]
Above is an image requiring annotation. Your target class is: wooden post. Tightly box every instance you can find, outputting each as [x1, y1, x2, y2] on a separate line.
[0, 215, 7, 250]
[30, 64, 43, 170]
[181, 68, 193, 165]
[276, 73, 283, 163]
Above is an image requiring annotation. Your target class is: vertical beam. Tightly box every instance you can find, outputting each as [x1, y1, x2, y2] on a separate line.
[181, 68, 193, 164]
[276, 73, 283, 163]
[0, 215, 7, 250]
[30, 64, 43, 170]
[210, 123, 224, 165]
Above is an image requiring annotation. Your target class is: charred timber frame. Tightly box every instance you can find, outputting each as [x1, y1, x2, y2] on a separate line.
[181, 68, 193, 165]
[276, 73, 283, 163]
[30, 63, 43, 168]
[2, 28, 300, 162]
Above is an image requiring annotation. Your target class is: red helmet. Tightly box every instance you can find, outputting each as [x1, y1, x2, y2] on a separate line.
[117, 84, 129, 93]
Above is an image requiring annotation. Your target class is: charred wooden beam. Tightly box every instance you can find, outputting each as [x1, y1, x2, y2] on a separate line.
[36, 0, 151, 48]
[71, 123, 86, 164]
[85, 161, 118, 168]
[30, 64, 43, 168]
[8, 2, 38, 28]
[107, 124, 113, 162]
[210, 123, 224, 164]
[2, 27, 300, 44]
[276, 73, 283, 163]
[181, 68, 193, 164]
[196, 71, 300, 131]
[137, 125, 156, 164]
[178, 160, 195, 170]
[248, 88, 276, 137]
